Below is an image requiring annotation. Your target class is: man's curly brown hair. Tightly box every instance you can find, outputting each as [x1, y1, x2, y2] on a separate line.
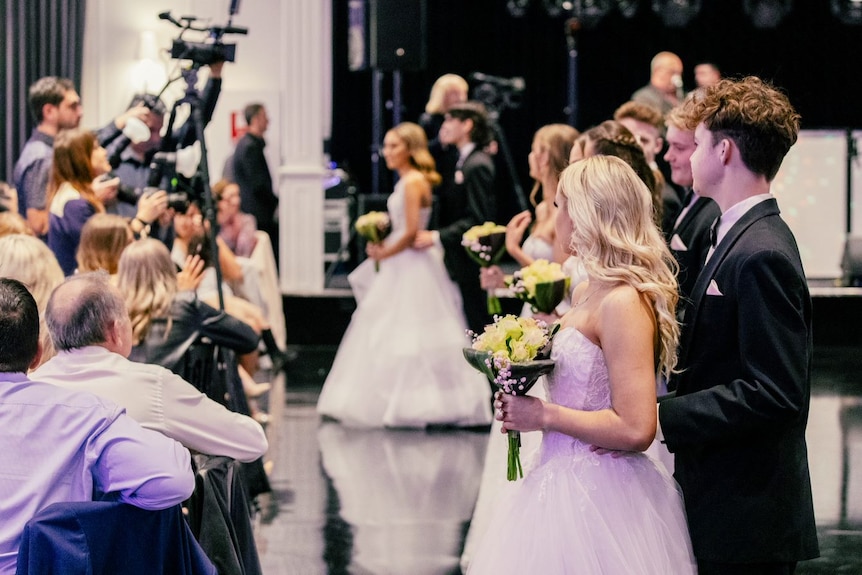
[678, 76, 800, 181]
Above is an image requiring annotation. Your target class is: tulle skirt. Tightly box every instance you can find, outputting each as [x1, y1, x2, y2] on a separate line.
[316, 245, 492, 428]
[467, 431, 697, 575]
[460, 378, 547, 572]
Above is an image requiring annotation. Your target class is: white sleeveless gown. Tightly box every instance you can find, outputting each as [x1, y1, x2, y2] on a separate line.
[467, 327, 697, 574]
[316, 180, 492, 428]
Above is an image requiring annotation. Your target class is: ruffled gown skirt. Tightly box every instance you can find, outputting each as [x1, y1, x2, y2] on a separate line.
[467, 432, 697, 574]
[317, 244, 492, 428]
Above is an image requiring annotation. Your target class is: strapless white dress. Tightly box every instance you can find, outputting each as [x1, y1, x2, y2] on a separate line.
[316, 180, 492, 428]
[467, 327, 697, 574]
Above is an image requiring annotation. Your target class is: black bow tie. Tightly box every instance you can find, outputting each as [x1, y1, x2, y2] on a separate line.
[709, 216, 721, 247]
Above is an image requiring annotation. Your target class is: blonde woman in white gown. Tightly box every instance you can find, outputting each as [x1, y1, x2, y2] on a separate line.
[317, 122, 491, 428]
[467, 155, 696, 574]
[462, 123, 580, 570]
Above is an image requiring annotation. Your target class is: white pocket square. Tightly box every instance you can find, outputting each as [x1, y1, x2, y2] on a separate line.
[706, 279, 723, 296]
[669, 234, 688, 251]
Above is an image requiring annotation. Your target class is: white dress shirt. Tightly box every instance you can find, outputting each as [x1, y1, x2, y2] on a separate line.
[32, 346, 268, 463]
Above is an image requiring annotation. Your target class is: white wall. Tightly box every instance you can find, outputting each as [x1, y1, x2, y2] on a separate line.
[83, 0, 333, 292]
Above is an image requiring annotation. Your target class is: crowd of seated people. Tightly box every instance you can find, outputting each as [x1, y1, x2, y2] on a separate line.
[0, 64, 285, 571]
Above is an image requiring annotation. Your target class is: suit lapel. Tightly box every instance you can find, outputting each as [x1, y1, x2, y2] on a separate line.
[677, 198, 781, 370]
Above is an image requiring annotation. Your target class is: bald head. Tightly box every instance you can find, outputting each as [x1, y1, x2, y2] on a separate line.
[650, 52, 683, 95]
[45, 272, 130, 355]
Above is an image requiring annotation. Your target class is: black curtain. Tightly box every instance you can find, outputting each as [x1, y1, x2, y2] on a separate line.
[1, 0, 86, 183]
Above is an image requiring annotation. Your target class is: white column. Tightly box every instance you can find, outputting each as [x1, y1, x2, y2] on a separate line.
[278, 0, 330, 293]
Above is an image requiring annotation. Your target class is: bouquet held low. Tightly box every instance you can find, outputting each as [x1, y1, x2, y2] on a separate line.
[464, 314, 558, 480]
[355, 211, 391, 271]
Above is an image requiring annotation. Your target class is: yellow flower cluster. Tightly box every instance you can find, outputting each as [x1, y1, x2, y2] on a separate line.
[461, 222, 506, 243]
[513, 259, 566, 299]
[472, 314, 551, 364]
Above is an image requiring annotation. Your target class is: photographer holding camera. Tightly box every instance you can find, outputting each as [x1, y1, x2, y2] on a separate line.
[102, 61, 225, 247]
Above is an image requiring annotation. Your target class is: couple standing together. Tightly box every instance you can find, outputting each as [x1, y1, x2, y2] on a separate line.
[322, 78, 819, 574]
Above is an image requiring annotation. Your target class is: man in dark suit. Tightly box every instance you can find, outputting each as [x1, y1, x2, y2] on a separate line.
[414, 101, 496, 334]
[663, 105, 720, 325]
[658, 76, 819, 574]
[233, 103, 279, 267]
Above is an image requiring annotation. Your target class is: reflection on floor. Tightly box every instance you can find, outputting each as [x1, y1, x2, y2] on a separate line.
[254, 344, 862, 575]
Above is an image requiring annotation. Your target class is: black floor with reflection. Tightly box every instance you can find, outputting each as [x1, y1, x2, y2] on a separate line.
[254, 343, 862, 574]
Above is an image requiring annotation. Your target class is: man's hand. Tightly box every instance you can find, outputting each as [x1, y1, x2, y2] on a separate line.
[413, 230, 436, 249]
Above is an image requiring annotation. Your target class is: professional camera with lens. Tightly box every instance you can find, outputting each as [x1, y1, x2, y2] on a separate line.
[159, 11, 247, 67]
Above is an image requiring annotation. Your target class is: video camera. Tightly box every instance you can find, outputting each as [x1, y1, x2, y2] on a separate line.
[158, 1, 247, 68]
[470, 72, 526, 113]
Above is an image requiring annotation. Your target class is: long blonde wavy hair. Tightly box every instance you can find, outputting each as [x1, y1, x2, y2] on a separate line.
[115, 238, 178, 344]
[559, 155, 680, 377]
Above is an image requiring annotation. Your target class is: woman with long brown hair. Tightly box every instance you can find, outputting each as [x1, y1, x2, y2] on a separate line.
[47, 129, 166, 275]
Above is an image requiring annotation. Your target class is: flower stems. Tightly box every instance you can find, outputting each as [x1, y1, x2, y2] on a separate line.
[507, 429, 523, 481]
[487, 290, 502, 315]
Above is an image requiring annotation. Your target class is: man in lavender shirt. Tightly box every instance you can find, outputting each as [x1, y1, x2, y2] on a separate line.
[0, 278, 194, 575]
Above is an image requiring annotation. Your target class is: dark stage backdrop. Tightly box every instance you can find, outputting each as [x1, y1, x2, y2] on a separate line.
[331, 0, 862, 222]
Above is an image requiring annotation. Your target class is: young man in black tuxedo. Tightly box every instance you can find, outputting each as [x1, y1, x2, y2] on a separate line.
[658, 77, 819, 575]
[414, 101, 496, 335]
[662, 105, 720, 327]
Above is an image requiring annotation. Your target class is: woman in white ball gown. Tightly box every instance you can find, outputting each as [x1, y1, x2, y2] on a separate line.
[316, 122, 491, 428]
[467, 155, 696, 574]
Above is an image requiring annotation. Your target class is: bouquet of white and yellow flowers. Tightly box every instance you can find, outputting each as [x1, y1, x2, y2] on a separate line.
[507, 259, 571, 314]
[461, 222, 507, 314]
[355, 211, 391, 271]
[464, 314, 559, 480]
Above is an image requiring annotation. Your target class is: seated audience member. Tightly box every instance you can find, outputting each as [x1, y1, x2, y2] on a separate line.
[46, 129, 167, 275]
[0, 277, 194, 574]
[32, 272, 268, 463]
[175, 202, 288, 372]
[75, 213, 133, 277]
[0, 234, 65, 368]
[117, 238, 260, 389]
[0, 212, 31, 237]
[186, 232, 289, 388]
[173, 202, 244, 283]
[213, 179, 258, 258]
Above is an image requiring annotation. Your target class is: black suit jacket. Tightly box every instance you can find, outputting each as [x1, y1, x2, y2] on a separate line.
[669, 195, 721, 319]
[436, 148, 496, 283]
[435, 148, 496, 332]
[660, 198, 819, 563]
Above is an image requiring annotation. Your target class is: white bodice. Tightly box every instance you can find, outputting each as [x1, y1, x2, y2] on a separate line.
[386, 178, 431, 243]
[541, 327, 611, 460]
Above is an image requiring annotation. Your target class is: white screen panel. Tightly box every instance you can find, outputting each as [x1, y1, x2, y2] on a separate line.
[771, 130, 848, 279]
